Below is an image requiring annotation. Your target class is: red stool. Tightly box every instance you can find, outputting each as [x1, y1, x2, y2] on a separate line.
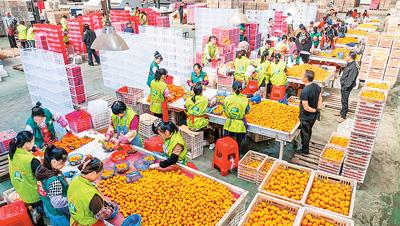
[270, 85, 286, 101]
[0, 201, 33, 226]
[212, 137, 240, 176]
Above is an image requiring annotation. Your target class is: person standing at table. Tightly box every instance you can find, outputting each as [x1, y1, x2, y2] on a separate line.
[35, 145, 70, 226]
[234, 49, 250, 82]
[27, 24, 35, 48]
[147, 51, 163, 87]
[337, 52, 359, 123]
[299, 70, 322, 155]
[68, 156, 114, 226]
[105, 101, 143, 148]
[150, 68, 173, 118]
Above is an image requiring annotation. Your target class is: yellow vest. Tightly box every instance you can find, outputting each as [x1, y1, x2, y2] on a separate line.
[27, 27, 35, 41]
[17, 24, 27, 40]
[223, 94, 249, 133]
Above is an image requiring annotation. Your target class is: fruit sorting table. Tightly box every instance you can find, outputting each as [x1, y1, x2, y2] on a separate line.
[138, 98, 300, 160]
[287, 65, 336, 88]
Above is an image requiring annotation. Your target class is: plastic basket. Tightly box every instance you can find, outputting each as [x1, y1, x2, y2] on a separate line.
[319, 144, 346, 169]
[121, 214, 142, 226]
[294, 207, 355, 226]
[238, 151, 268, 183]
[143, 136, 164, 153]
[218, 75, 234, 86]
[179, 125, 204, 160]
[65, 110, 92, 133]
[101, 167, 115, 180]
[258, 160, 315, 205]
[256, 157, 277, 185]
[139, 113, 162, 138]
[143, 153, 157, 165]
[301, 171, 357, 218]
[238, 193, 301, 226]
[114, 161, 130, 173]
[116, 86, 144, 107]
[134, 159, 150, 171]
[126, 171, 143, 183]
[327, 132, 349, 148]
[68, 153, 83, 166]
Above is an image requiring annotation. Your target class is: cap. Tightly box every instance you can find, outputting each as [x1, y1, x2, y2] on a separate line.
[245, 65, 256, 77]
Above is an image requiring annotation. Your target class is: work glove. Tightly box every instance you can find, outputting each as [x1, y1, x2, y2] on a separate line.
[104, 129, 114, 141]
[149, 163, 160, 169]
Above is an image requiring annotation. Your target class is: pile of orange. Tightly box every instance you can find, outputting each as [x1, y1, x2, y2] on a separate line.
[319, 48, 361, 61]
[101, 169, 114, 178]
[261, 160, 274, 173]
[98, 170, 235, 225]
[167, 84, 185, 102]
[54, 134, 93, 153]
[263, 166, 310, 201]
[360, 90, 385, 101]
[143, 155, 155, 162]
[347, 29, 368, 36]
[329, 136, 349, 148]
[322, 148, 345, 162]
[68, 155, 81, 162]
[246, 160, 261, 168]
[301, 214, 335, 226]
[243, 201, 297, 226]
[286, 64, 329, 82]
[306, 178, 352, 216]
[366, 82, 389, 90]
[246, 100, 300, 132]
[336, 37, 359, 45]
[212, 105, 224, 115]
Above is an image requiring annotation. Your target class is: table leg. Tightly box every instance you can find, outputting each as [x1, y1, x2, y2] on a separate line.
[279, 141, 285, 160]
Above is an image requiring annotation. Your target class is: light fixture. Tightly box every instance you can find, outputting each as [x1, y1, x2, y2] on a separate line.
[229, 13, 249, 26]
[90, 0, 129, 51]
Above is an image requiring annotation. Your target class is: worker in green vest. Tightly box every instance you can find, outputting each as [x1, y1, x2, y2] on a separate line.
[185, 83, 209, 131]
[202, 36, 220, 65]
[258, 39, 274, 59]
[68, 156, 114, 226]
[26, 102, 70, 149]
[187, 63, 209, 88]
[35, 145, 70, 226]
[27, 24, 35, 48]
[149, 121, 188, 169]
[9, 131, 45, 225]
[150, 68, 173, 118]
[234, 49, 250, 82]
[60, 15, 69, 44]
[147, 51, 163, 87]
[258, 49, 272, 88]
[17, 21, 28, 48]
[105, 101, 143, 147]
[269, 53, 288, 86]
[223, 81, 250, 149]
[139, 11, 148, 25]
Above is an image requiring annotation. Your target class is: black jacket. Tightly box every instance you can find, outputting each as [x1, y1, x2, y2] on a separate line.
[340, 61, 359, 89]
[83, 29, 96, 48]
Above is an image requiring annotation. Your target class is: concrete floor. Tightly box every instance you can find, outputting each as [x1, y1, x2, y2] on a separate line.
[0, 36, 399, 225]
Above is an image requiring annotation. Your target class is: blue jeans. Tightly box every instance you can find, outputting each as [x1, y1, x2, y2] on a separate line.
[87, 47, 100, 65]
[43, 205, 70, 226]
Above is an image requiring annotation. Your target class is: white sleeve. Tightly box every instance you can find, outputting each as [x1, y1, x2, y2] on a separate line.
[25, 125, 33, 133]
[152, 66, 157, 74]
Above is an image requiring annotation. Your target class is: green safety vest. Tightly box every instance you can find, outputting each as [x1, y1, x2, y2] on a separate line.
[190, 71, 207, 84]
[68, 176, 102, 226]
[150, 80, 167, 114]
[269, 61, 287, 86]
[258, 60, 271, 87]
[17, 24, 27, 40]
[9, 148, 40, 204]
[165, 132, 188, 165]
[40, 175, 68, 216]
[147, 61, 159, 87]
[27, 27, 35, 41]
[202, 43, 218, 64]
[26, 108, 56, 149]
[111, 107, 136, 130]
[185, 95, 209, 130]
[223, 94, 249, 133]
[234, 56, 250, 82]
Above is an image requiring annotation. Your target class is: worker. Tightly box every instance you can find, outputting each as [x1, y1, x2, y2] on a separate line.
[35, 145, 70, 225]
[27, 24, 35, 48]
[17, 21, 28, 48]
[83, 24, 100, 66]
[150, 121, 188, 168]
[239, 24, 246, 42]
[26, 102, 70, 149]
[8, 131, 45, 225]
[60, 15, 69, 44]
[139, 11, 148, 25]
[258, 49, 271, 90]
[285, 12, 294, 36]
[187, 63, 208, 88]
[124, 2, 132, 12]
[6, 12, 17, 48]
[68, 156, 114, 226]
[133, 7, 140, 17]
[258, 39, 274, 58]
[202, 36, 220, 65]
[287, 50, 304, 67]
[310, 27, 321, 49]
[269, 53, 287, 87]
[123, 21, 134, 33]
[105, 101, 143, 147]
[320, 33, 335, 50]
[150, 68, 173, 118]
[185, 83, 209, 131]
[147, 51, 163, 87]
[223, 81, 250, 149]
[234, 49, 250, 82]
[275, 35, 288, 54]
[337, 52, 359, 122]
[299, 70, 322, 155]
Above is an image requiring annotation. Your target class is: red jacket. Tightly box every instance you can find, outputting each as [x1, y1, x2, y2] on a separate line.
[7, 27, 15, 36]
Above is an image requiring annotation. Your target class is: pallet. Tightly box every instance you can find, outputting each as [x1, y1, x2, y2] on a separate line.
[12, 64, 23, 72]
[324, 94, 357, 113]
[290, 140, 325, 170]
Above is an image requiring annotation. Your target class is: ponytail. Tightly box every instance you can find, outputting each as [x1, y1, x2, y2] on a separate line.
[191, 83, 203, 104]
[44, 145, 68, 169]
[31, 102, 45, 118]
[9, 131, 34, 160]
[78, 155, 103, 174]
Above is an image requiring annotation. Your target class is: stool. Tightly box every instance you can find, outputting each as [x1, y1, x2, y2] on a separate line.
[0, 201, 33, 226]
[212, 137, 239, 176]
[270, 85, 286, 101]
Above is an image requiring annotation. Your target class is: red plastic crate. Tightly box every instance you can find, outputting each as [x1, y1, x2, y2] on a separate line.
[69, 84, 85, 96]
[0, 201, 33, 226]
[0, 129, 17, 153]
[65, 110, 92, 133]
[71, 94, 87, 105]
[66, 65, 82, 77]
[67, 76, 84, 86]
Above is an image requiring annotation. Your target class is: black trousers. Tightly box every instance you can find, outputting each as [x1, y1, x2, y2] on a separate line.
[21, 40, 28, 49]
[179, 10, 184, 24]
[8, 35, 17, 48]
[300, 53, 310, 63]
[340, 86, 352, 119]
[87, 48, 100, 65]
[224, 130, 246, 152]
[300, 118, 316, 153]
